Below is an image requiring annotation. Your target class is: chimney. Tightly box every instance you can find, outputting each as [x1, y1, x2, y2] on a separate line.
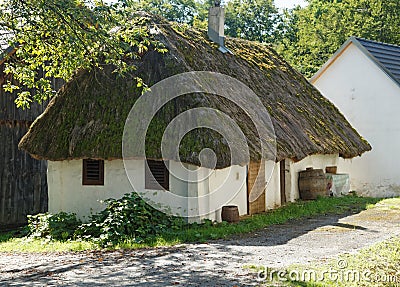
[207, 3, 232, 54]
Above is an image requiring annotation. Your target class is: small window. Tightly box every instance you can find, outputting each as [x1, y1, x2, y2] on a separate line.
[82, 159, 104, 185]
[145, 160, 169, 190]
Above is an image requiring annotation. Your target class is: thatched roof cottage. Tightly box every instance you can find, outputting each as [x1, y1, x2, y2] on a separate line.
[19, 12, 370, 221]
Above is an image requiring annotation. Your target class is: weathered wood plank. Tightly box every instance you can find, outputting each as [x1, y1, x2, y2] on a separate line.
[0, 121, 48, 228]
[247, 161, 266, 215]
[0, 59, 57, 229]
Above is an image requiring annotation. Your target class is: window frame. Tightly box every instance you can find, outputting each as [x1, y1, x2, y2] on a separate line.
[82, 159, 104, 186]
[145, 159, 169, 190]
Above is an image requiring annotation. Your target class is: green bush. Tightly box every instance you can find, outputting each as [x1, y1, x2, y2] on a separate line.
[75, 192, 185, 246]
[26, 192, 184, 246]
[27, 212, 81, 241]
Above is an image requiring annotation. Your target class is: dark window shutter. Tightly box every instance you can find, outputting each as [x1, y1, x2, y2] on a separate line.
[145, 160, 169, 190]
[82, 159, 104, 185]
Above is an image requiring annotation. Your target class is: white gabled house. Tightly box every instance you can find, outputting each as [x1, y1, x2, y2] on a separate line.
[311, 37, 400, 197]
[19, 15, 370, 222]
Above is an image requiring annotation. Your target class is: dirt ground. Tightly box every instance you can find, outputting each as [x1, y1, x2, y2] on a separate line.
[1, 199, 399, 286]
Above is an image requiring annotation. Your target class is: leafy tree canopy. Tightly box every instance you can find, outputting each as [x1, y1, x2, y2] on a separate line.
[126, 0, 198, 24]
[123, 0, 282, 43]
[225, 0, 280, 43]
[1, 0, 399, 108]
[277, 0, 400, 77]
[0, 0, 164, 108]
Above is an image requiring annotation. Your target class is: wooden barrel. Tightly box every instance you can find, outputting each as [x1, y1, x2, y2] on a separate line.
[298, 168, 329, 200]
[221, 205, 239, 223]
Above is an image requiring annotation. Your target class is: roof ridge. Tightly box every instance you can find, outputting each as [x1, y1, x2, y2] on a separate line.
[354, 37, 400, 49]
[351, 37, 400, 85]
[311, 36, 400, 89]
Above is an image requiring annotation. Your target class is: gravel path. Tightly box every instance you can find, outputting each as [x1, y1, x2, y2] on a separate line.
[1, 201, 399, 286]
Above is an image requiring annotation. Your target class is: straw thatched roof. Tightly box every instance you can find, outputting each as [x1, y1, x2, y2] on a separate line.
[19, 14, 371, 168]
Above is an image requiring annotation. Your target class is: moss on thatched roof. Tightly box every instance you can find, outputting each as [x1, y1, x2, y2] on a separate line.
[19, 14, 370, 167]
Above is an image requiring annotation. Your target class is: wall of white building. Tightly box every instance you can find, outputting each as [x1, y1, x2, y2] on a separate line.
[48, 159, 132, 221]
[265, 161, 281, 209]
[312, 43, 400, 197]
[47, 159, 247, 221]
[287, 154, 339, 202]
[246, 154, 338, 211]
[258, 155, 338, 210]
[47, 154, 340, 221]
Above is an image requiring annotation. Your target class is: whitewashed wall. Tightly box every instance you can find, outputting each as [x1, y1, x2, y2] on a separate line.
[48, 160, 135, 221]
[312, 43, 400, 197]
[262, 155, 338, 209]
[206, 165, 247, 221]
[48, 159, 247, 221]
[287, 154, 339, 202]
[48, 155, 339, 221]
[265, 161, 281, 209]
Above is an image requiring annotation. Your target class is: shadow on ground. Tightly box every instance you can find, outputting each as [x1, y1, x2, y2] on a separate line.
[1, 201, 400, 287]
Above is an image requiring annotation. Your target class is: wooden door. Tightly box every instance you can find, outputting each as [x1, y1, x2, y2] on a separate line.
[247, 161, 266, 215]
[280, 160, 287, 205]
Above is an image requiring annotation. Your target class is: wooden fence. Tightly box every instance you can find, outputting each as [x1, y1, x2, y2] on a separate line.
[0, 59, 62, 229]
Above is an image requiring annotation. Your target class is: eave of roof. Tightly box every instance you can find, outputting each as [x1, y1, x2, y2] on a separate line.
[310, 36, 400, 89]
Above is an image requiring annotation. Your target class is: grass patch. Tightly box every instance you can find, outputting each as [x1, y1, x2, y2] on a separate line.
[0, 230, 17, 243]
[0, 196, 383, 252]
[248, 197, 400, 287]
[367, 197, 400, 211]
[0, 237, 97, 252]
[151, 196, 381, 246]
[271, 236, 400, 287]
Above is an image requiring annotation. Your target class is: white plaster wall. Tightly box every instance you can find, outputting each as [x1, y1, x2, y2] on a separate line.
[48, 159, 247, 222]
[48, 155, 339, 222]
[312, 43, 400, 196]
[48, 160, 135, 221]
[207, 165, 247, 221]
[153, 163, 247, 222]
[288, 154, 339, 201]
[265, 161, 281, 209]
